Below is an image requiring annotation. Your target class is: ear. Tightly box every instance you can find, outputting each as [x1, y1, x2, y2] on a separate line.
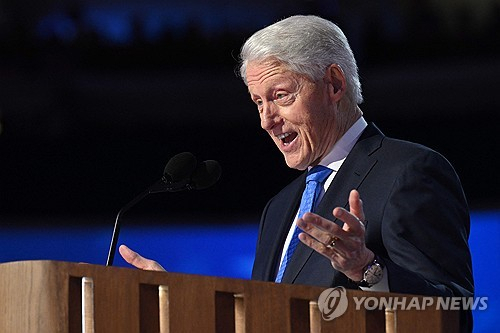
[325, 64, 347, 103]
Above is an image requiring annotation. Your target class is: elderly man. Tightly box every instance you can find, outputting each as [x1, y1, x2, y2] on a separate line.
[120, 15, 473, 331]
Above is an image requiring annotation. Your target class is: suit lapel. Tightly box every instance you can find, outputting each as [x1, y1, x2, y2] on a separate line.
[261, 172, 306, 281]
[282, 123, 384, 284]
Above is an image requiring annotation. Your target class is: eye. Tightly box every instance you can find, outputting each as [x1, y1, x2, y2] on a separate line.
[255, 99, 264, 112]
[274, 92, 295, 106]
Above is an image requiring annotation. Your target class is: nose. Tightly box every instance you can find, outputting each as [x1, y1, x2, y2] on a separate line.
[260, 102, 280, 131]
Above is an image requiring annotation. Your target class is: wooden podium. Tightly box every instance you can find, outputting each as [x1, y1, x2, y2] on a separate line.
[0, 261, 457, 332]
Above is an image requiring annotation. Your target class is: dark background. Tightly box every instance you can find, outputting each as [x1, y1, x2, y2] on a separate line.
[0, 0, 499, 225]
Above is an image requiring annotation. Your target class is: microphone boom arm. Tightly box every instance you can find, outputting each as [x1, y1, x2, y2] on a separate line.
[105, 178, 194, 266]
[105, 182, 157, 266]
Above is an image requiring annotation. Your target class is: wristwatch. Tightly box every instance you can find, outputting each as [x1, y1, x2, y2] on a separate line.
[357, 257, 384, 288]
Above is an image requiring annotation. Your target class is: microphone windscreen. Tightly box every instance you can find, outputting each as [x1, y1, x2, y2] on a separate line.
[191, 160, 221, 190]
[164, 152, 197, 182]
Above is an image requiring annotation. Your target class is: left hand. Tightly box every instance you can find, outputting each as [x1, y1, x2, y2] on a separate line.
[297, 189, 374, 281]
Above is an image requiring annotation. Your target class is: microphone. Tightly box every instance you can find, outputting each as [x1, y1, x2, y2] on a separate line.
[148, 151, 197, 193]
[105, 152, 221, 266]
[190, 160, 221, 190]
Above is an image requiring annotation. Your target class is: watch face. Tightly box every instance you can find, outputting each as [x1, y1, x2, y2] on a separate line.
[364, 263, 383, 285]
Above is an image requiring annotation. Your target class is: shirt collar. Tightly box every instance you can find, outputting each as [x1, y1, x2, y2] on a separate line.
[316, 116, 368, 172]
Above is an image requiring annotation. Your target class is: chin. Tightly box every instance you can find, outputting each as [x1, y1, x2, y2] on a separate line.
[283, 156, 308, 171]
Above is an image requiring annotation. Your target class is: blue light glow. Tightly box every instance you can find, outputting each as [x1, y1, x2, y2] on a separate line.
[0, 211, 498, 332]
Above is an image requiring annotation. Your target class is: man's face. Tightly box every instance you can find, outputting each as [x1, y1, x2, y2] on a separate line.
[246, 61, 340, 170]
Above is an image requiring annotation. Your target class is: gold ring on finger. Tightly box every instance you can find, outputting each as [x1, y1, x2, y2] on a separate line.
[326, 236, 339, 249]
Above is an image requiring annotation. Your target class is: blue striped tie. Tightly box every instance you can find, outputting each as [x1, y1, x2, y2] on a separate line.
[275, 165, 333, 283]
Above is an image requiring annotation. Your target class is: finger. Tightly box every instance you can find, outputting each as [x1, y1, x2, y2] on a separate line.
[299, 227, 373, 280]
[118, 245, 166, 272]
[297, 213, 349, 244]
[118, 244, 144, 267]
[348, 189, 365, 222]
[333, 207, 365, 234]
[298, 231, 340, 257]
[298, 231, 352, 267]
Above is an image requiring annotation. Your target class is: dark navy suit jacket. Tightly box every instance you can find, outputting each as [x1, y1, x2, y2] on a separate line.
[251, 123, 473, 331]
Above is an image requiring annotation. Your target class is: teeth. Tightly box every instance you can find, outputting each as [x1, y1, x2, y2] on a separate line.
[277, 132, 291, 140]
[277, 132, 294, 146]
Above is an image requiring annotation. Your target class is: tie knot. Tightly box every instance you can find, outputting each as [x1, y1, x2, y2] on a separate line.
[306, 165, 332, 184]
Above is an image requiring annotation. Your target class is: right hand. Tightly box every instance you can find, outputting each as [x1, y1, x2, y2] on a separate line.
[119, 244, 166, 271]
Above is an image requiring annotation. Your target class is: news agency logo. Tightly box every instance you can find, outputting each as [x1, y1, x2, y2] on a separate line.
[317, 287, 349, 320]
[317, 287, 488, 321]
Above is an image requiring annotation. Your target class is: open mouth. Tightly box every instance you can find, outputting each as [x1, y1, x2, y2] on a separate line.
[277, 132, 298, 146]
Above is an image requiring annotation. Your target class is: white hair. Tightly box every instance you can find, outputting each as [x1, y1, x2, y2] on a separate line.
[239, 15, 363, 105]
